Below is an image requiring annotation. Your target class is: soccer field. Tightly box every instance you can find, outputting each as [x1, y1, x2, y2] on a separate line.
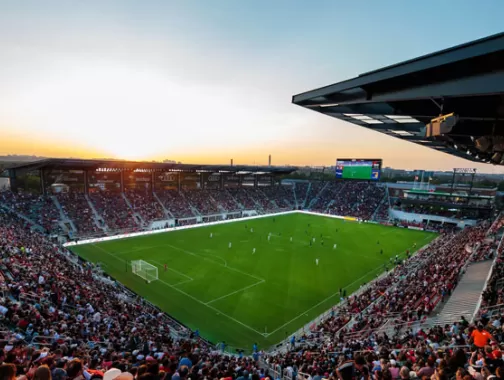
[70, 213, 437, 351]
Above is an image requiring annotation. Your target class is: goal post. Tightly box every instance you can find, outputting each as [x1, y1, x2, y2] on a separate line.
[131, 260, 158, 283]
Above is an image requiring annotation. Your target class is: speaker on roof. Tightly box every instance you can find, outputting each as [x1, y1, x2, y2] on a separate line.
[423, 113, 458, 137]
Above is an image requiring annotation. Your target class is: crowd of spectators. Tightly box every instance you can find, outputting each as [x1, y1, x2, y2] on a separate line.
[0, 208, 267, 380]
[125, 189, 166, 223]
[0, 191, 61, 234]
[227, 189, 258, 210]
[89, 191, 138, 230]
[56, 192, 100, 236]
[265, 219, 504, 380]
[261, 186, 296, 210]
[183, 190, 221, 215]
[207, 190, 241, 212]
[1, 182, 495, 240]
[156, 190, 195, 218]
[310, 182, 386, 220]
[0, 188, 504, 380]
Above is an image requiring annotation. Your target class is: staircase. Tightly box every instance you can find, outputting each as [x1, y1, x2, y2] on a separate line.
[371, 194, 389, 221]
[226, 189, 244, 210]
[84, 195, 108, 232]
[0, 203, 45, 232]
[179, 191, 201, 216]
[121, 193, 145, 226]
[325, 200, 335, 212]
[307, 181, 330, 209]
[209, 194, 227, 213]
[153, 192, 174, 218]
[292, 185, 298, 208]
[303, 182, 312, 209]
[50, 196, 77, 233]
[428, 259, 495, 325]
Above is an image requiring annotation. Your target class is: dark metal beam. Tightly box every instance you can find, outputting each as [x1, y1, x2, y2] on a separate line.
[293, 32, 504, 104]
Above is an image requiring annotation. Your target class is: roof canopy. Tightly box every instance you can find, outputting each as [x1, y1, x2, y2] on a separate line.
[293, 32, 504, 164]
[5, 158, 296, 177]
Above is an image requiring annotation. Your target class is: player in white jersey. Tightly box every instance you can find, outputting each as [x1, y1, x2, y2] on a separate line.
[290, 237, 293, 242]
[312, 237, 316, 242]
[252, 248, 256, 254]
[228, 242, 232, 248]
[251, 228, 254, 233]
[316, 258, 319, 266]
[210, 233, 213, 238]
[267, 235, 271, 242]
[333, 243, 337, 249]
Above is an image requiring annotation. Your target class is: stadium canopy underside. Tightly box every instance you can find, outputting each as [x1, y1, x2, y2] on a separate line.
[293, 32, 504, 165]
[3, 158, 296, 177]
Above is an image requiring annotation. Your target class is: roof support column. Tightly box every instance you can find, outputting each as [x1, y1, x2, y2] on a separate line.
[120, 171, 124, 192]
[40, 169, 47, 196]
[8, 169, 19, 194]
[84, 170, 89, 194]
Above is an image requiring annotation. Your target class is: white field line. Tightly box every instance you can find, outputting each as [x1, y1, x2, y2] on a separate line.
[263, 264, 385, 337]
[90, 227, 434, 339]
[263, 236, 431, 337]
[91, 244, 266, 336]
[205, 279, 266, 305]
[151, 260, 193, 281]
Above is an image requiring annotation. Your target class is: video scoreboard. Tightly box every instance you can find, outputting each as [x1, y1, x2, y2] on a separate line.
[335, 159, 382, 181]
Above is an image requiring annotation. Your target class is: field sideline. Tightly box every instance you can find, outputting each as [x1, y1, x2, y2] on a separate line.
[70, 213, 437, 352]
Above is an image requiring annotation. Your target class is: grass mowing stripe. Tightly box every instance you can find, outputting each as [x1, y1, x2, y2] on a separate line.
[70, 214, 437, 350]
[91, 243, 268, 337]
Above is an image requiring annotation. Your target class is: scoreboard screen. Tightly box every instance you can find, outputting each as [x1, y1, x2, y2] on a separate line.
[335, 159, 382, 181]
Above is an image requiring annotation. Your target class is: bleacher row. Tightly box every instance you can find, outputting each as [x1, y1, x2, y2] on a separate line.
[0, 182, 389, 237]
[0, 201, 502, 380]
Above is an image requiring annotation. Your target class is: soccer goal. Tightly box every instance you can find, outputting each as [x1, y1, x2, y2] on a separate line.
[131, 260, 158, 283]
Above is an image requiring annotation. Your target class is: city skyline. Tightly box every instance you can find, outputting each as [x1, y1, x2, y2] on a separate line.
[1, 1, 503, 171]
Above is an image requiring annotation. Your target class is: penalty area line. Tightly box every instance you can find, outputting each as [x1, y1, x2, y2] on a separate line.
[205, 279, 266, 305]
[90, 244, 266, 337]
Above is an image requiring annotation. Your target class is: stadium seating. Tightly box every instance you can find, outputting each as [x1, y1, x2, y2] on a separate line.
[57, 192, 99, 236]
[0, 188, 504, 380]
[0, 182, 460, 238]
[89, 190, 139, 230]
[125, 188, 166, 222]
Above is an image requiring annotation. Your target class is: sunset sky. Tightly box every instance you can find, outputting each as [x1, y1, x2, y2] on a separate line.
[1, 0, 503, 171]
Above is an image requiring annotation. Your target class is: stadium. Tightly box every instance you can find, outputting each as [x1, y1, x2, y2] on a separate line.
[1, 21, 504, 380]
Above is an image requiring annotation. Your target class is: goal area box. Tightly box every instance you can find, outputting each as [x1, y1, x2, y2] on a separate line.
[131, 260, 158, 283]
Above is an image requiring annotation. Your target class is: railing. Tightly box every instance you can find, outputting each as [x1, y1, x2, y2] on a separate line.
[472, 218, 504, 322]
[31, 335, 71, 347]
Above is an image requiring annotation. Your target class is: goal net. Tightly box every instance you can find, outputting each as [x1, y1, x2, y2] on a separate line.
[131, 260, 158, 283]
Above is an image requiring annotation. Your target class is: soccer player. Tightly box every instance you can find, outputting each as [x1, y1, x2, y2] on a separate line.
[290, 237, 293, 242]
[228, 242, 232, 248]
[267, 235, 271, 242]
[312, 237, 316, 243]
[380, 249, 383, 254]
[316, 258, 319, 266]
[250, 228, 254, 233]
[210, 233, 213, 238]
[164, 264, 167, 272]
[252, 248, 256, 254]
[333, 243, 337, 249]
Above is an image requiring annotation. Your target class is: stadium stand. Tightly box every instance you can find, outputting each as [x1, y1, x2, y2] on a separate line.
[125, 188, 167, 223]
[89, 191, 139, 230]
[156, 189, 196, 218]
[0, 202, 502, 380]
[56, 192, 100, 236]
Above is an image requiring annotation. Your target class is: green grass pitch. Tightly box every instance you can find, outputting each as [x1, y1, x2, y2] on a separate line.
[70, 213, 436, 352]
